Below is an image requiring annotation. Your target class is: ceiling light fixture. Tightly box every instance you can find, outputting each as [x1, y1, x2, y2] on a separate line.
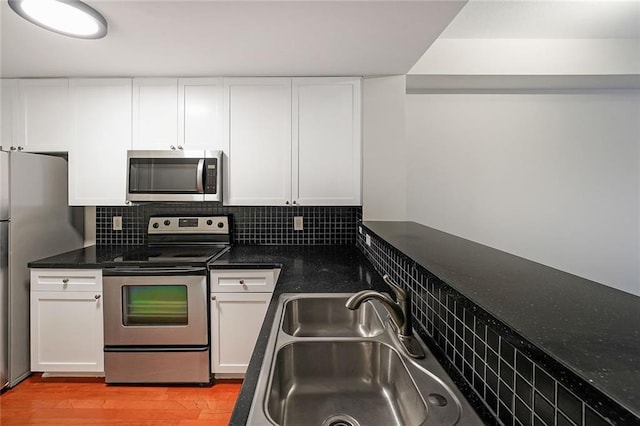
[8, 0, 107, 39]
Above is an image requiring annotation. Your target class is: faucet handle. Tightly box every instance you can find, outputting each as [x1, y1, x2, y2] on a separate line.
[383, 275, 407, 302]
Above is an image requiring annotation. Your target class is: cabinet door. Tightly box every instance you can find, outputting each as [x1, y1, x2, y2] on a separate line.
[179, 78, 225, 151]
[31, 291, 104, 373]
[292, 78, 361, 205]
[132, 78, 178, 150]
[225, 78, 292, 205]
[69, 79, 132, 206]
[1, 79, 18, 151]
[17, 79, 70, 152]
[210, 292, 271, 375]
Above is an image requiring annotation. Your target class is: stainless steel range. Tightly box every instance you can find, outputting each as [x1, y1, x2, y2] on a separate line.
[102, 215, 231, 385]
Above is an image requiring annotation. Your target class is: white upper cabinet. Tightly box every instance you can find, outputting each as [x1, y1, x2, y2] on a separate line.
[1, 79, 18, 151]
[179, 78, 225, 151]
[132, 78, 224, 152]
[68, 79, 132, 206]
[132, 78, 178, 150]
[292, 77, 361, 205]
[225, 77, 361, 206]
[17, 79, 71, 152]
[224, 78, 292, 206]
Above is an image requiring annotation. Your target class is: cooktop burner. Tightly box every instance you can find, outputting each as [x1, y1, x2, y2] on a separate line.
[104, 215, 232, 267]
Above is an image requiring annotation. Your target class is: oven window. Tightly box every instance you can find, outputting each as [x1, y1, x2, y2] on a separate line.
[122, 285, 188, 326]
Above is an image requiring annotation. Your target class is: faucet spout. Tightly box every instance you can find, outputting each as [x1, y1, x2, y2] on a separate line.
[346, 275, 425, 359]
[345, 290, 406, 334]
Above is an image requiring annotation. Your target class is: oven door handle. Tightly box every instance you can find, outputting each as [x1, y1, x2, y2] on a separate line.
[103, 266, 207, 276]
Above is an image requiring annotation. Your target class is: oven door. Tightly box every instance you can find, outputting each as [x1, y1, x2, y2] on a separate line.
[103, 272, 208, 346]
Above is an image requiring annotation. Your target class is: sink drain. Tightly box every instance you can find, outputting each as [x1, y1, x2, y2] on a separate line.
[322, 414, 361, 426]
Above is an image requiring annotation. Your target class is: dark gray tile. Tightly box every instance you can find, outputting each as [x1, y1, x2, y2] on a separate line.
[516, 374, 533, 407]
[584, 406, 611, 426]
[500, 339, 515, 367]
[534, 392, 554, 426]
[515, 396, 533, 426]
[557, 384, 582, 425]
[516, 351, 534, 383]
[557, 412, 576, 426]
[534, 367, 555, 404]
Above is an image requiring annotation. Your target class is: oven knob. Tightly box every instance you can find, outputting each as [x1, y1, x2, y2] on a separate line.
[152, 222, 159, 229]
[217, 222, 224, 228]
[164, 220, 171, 226]
[206, 219, 213, 226]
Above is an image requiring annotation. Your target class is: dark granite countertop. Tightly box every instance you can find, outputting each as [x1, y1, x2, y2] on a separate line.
[27, 245, 131, 269]
[362, 221, 640, 418]
[209, 245, 389, 425]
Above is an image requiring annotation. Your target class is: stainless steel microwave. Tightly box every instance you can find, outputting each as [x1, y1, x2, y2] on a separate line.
[126, 150, 222, 202]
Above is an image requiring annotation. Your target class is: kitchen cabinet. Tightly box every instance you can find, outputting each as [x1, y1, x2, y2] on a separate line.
[30, 269, 104, 373]
[15, 79, 71, 152]
[133, 78, 224, 151]
[292, 77, 361, 205]
[68, 79, 132, 206]
[1, 79, 18, 152]
[224, 78, 292, 205]
[225, 77, 361, 206]
[210, 269, 278, 376]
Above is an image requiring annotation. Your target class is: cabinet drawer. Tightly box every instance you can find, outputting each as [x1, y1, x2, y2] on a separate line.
[210, 269, 278, 293]
[31, 269, 102, 292]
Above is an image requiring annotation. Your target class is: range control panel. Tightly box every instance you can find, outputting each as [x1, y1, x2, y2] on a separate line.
[147, 216, 230, 234]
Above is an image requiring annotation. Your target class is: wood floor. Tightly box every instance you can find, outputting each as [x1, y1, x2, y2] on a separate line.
[0, 374, 242, 426]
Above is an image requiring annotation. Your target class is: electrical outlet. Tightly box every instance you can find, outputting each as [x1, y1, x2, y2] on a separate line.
[294, 216, 304, 231]
[112, 216, 122, 231]
[365, 234, 371, 246]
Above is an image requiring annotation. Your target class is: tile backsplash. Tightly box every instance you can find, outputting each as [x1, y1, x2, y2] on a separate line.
[96, 204, 361, 246]
[357, 228, 634, 426]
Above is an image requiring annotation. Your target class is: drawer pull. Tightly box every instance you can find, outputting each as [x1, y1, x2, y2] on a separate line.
[94, 294, 101, 300]
[62, 278, 70, 284]
[239, 280, 245, 285]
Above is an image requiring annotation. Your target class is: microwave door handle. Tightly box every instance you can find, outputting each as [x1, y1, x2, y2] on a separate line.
[196, 159, 205, 193]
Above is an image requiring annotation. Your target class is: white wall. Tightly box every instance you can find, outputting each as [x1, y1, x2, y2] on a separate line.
[362, 75, 407, 221]
[405, 91, 640, 296]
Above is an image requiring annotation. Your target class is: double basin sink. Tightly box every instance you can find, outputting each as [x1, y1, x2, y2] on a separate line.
[246, 293, 483, 426]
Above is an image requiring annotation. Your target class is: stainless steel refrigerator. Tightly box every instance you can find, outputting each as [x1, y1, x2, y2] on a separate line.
[0, 151, 84, 390]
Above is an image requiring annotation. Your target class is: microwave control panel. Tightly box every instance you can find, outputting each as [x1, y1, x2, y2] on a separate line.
[204, 158, 218, 194]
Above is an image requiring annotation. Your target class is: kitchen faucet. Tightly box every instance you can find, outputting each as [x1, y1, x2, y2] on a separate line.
[346, 275, 425, 359]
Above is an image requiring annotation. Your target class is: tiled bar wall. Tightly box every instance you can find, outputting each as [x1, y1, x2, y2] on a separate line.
[356, 228, 635, 426]
[96, 204, 361, 246]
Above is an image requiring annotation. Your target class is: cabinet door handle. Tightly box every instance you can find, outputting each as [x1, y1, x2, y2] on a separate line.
[292, 200, 297, 205]
[62, 278, 69, 284]
[178, 145, 183, 150]
[10, 146, 16, 151]
[94, 294, 101, 300]
[285, 201, 290, 205]
[18, 146, 24, 151]
[211, 296, 216, 301]
[239, 280, 245, 285]
[170, 145, 176, 150]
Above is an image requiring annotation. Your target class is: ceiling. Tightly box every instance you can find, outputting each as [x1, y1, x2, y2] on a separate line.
[2, 0, 637, 79]
[0, 0, 467, 78]
[439, 0, 640, 39]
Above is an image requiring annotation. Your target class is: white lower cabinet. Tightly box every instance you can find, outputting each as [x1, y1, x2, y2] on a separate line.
[30, 269, 104, 374]
[210, 269, 277, 376]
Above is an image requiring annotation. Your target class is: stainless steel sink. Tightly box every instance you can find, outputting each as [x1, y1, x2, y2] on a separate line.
[266, 341, 426, 426]
[281, 295, 384, 337]
[246, 293, 484, 426]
